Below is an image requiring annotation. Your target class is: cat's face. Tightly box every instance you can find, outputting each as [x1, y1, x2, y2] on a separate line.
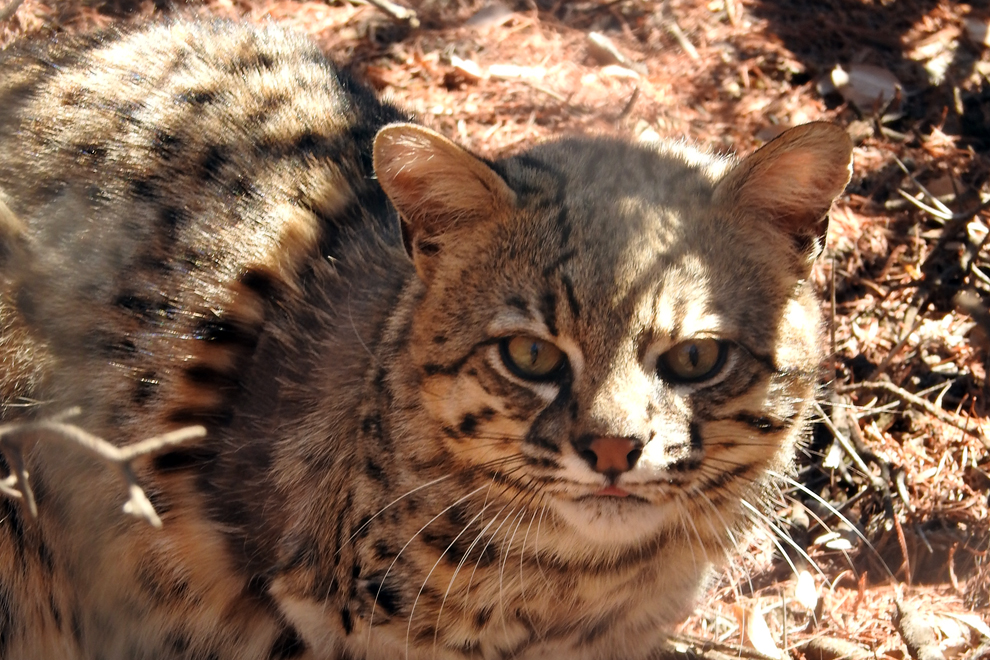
[374, 124, 852, 551]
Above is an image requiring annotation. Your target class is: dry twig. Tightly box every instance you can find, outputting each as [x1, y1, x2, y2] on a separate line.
[363, 0, 419, 29]
[837, 381, 989, 447]
[0, 408, 206, 528]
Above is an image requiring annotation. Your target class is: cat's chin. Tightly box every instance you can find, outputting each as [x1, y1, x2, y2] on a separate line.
[550, 494, 677, 548]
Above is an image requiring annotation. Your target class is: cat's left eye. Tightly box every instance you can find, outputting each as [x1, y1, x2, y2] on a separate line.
[499, 336, 567, 381]
[658, 338, 727, 384]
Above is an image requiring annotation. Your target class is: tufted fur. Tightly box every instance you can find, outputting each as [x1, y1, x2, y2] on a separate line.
[0, 20, 852, 660]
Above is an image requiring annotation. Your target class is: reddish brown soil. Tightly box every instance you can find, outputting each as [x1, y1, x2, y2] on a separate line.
[3, 0, 988, 656]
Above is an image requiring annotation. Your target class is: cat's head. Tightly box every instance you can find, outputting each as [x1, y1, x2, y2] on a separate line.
[373, 123, 852, 553]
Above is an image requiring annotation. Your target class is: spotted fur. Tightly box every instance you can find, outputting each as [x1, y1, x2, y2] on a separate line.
[0, 20, 852, 660]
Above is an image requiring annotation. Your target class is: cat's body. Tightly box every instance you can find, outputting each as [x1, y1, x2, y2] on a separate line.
[0, 20, 852, 660]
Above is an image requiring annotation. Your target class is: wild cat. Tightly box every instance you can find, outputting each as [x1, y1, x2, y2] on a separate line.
[0, 19, 852, 660]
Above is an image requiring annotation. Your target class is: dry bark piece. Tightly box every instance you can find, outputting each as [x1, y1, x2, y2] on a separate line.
[896, 598, 946, 660]
[802, 636, 873, 660]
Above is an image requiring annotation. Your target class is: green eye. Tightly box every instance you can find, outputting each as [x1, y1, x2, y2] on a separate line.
[499, 336, 566, 380]
[658, 338, 727, 383]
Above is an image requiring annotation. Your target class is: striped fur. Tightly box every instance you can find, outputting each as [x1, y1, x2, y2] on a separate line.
[0, 20, 852, 660]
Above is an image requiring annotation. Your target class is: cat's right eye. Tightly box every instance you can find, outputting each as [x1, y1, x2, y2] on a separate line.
[657, 338, 727, 384]
[499, 336, 567, 381]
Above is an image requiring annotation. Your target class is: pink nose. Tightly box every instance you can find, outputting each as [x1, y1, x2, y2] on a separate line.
[584, 436, 641, 475]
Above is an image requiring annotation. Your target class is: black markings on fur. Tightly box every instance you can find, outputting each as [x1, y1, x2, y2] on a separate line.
[364, 458, 388, 485]
[361, 415, 383, 440]
[474, 607, 493, 630]
[374, 539, 397, 561]
[159, 205, 188, 234]
[365, 572, 402, 616]
[708, 461, 753, 492]
[166, 631, 191, 654]
[459, 414, 478, 436]
[689, 423, 704, 452]
[152, 130, 182, 160]
[527, 434, 561, 455]
[152, 446, 219, 472]
[340, 607, 355, 636]
[432, 334, 447, 344]
[229, 50, 276, 73]
[241, 267, 280, 300]
[293, 131, 321, 155]
[132, 372, 158, 406]
[183, 363, 237, 389]
[200, 144, 229, 179]
[178, 88, 219, 106]
[505, 295, 528, 312]
[420, 343, 484, 378]
[539, 291, 558, 336]
[130, 177, 158, 201]
[0, 583, 12, 656]
[49, 594, 62, 630]
[137, 560, 189, 605]
[144, 485, 171, 517]
[113, 293, 152, 316]
[193, 318, 259, 349]
[166, 404, 234, 426]
[268, 626, 306, 659]
[0, 498, 24, 556]
[75, 143, 107, 162]
[354, 516, 373, 540]
[37, 540, 54, 574]
[561, 274, 581, 319]
[543, 248, 576, 277]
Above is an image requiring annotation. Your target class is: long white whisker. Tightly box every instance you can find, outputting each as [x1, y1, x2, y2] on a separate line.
[368, 484, 488, 641]
[407, 497, 508, 660]
[430, 498, 504, 655]
[497, 508, 529, 648]
[740, 499, 820, 579]
[340, 475, 453, 555]
[768, 470, 895, 580]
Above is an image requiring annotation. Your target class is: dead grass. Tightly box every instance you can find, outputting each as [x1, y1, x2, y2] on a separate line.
[2, 0, 988, 655]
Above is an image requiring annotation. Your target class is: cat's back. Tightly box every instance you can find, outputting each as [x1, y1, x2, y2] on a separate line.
[0, 20, 404, 427]
[0, 21, 408, 660]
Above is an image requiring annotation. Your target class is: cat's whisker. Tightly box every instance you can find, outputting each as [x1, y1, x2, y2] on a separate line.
[680, 494, 715, 567]
[516, 505, 542, 633]
[533, 503, 553, 589]
[368, 484, 490, 638]
[444, 500, 515, 623]
[695, 488, 741, 555]
[338, 474, 456, 555]
[416, 497, 502, 659]
[768, 470, 895, 580]
[496, 507, 530, 649]
[739, 499, 822, 580]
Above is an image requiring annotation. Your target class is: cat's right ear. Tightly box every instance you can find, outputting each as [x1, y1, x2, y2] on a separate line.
[373, 124, 516, 282]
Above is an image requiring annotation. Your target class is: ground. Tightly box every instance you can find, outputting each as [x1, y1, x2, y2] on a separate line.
[1, 0, 989, 657]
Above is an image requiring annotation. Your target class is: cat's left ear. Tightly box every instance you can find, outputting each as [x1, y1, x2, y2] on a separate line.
[373, 123, 516, 282]
[714, 122, 853, 272]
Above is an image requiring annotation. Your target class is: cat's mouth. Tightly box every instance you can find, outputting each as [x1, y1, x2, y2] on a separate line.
[593, 485, 631, 497]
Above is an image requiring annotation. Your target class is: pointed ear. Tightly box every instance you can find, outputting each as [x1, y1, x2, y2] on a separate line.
[373, 124, 516, 282]
[714, 122, 853, 273]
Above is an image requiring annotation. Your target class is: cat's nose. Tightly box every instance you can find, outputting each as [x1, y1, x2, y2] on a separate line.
[580, 436, 643, 476]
